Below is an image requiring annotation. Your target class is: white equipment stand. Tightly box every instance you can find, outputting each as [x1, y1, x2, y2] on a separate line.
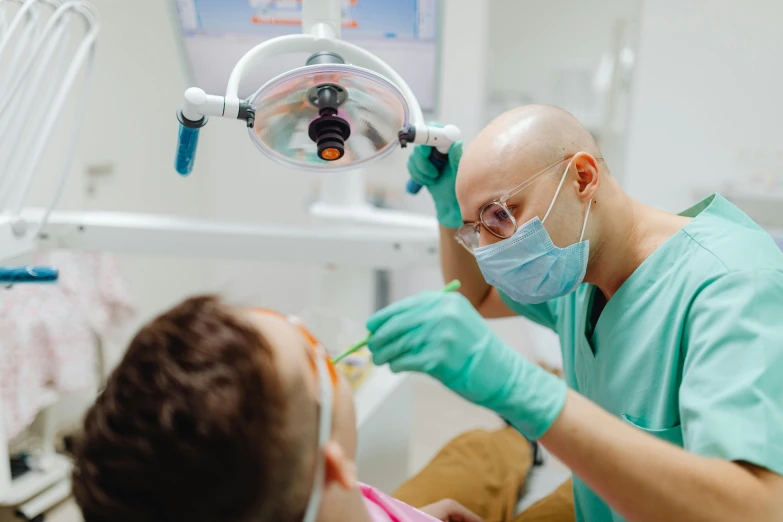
[0, 0, 98, 519]
[0, 0, 460, 516]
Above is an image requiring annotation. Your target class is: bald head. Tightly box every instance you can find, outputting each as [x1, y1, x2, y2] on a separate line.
[458, 105, 601, 196]
[455, 105, 606, 224]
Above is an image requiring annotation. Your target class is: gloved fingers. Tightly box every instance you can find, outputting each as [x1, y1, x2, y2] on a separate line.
[408, 147, 440, 184]
[368, 319, 421, 366]
[414, 142, 435, 157]
[387, 350, 441, 375]
[370, 340, 410, 368]
[367, 311, 411, 350]
[366, 291, 441, 333]
[369, 339, 406, 367]
[448, 141, 463, 169]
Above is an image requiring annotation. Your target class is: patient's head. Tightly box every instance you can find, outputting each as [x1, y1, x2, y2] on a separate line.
[72, 295, 359, 522]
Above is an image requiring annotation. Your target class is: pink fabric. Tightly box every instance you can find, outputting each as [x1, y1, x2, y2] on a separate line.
[0, 251, 135, 440]
[360, 484, 440, 522]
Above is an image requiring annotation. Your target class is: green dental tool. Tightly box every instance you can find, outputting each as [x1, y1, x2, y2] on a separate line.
[332, 280, 462, 364]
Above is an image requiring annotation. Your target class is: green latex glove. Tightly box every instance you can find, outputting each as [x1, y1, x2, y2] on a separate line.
[407, 139, 463, 229]
[366, 291, 567, 440]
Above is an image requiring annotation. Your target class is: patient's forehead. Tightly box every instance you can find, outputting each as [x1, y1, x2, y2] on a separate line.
[242, 310, 314, 393]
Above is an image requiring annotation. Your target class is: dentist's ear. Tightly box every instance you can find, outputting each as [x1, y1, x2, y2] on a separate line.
[323, 440, 358, 490]
[572, 152, 601, 201]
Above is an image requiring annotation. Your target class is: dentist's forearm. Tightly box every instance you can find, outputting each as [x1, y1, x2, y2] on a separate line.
[540, 391, 783, 522]
[439, 225, 491, 309]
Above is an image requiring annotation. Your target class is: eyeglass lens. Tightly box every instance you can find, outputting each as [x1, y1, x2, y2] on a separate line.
[481, 202, 517, 239]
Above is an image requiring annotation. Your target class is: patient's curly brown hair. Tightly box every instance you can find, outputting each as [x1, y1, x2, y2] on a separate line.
[72, 295, 318, 522]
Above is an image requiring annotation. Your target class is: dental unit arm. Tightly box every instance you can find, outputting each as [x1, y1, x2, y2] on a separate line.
[0, 0, 98, 286]
[174, 0, 460, 194]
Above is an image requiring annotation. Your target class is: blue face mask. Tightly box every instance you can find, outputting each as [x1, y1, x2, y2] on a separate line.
[474, 160, 592, 305]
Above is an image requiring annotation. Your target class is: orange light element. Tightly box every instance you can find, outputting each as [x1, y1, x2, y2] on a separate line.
[321, 148, 341, 160]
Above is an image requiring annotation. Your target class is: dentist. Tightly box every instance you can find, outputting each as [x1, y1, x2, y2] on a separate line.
[367, 105, 783, 522]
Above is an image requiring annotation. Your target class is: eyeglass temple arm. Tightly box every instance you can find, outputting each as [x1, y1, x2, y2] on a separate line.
[502, 155, 586, 202]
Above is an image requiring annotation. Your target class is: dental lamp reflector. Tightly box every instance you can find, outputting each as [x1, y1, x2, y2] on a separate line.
[247, 64, 409, 171]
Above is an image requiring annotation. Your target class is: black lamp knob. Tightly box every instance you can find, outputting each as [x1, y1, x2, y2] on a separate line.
[308, 107, 351, 161]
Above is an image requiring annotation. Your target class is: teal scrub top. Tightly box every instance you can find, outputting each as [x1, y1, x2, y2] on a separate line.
[499, 194, 783, 522]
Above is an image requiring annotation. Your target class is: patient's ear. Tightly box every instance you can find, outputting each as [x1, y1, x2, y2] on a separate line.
[323, 440, 358, 490]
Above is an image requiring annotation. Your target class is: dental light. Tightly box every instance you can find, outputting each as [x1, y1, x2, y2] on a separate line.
[174, 0, 460, 193]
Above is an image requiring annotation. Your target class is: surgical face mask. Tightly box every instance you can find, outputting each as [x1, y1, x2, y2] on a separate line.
[474, 159, 592, 304]
[302, 349, 334, 522]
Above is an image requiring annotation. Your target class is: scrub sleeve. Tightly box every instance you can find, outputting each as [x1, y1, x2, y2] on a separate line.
[680, 270, 783, 474]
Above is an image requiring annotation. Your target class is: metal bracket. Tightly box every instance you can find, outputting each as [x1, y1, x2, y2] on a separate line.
[398, 126, 416, 148]
[237, 103, 256, 128]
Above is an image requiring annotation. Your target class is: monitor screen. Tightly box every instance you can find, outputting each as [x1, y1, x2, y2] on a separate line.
[173, 0, 440, 111]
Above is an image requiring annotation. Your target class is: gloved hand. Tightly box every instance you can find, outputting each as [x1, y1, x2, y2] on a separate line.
[367, 291, 567, 440]
[408, 136, 463, 229]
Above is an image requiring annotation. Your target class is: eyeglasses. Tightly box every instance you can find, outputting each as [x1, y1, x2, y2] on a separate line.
[455, 155, 601, 253]
[252, 308, 333, 522]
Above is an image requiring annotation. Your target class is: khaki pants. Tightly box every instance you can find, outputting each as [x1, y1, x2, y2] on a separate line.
[393, 427, 575, 522]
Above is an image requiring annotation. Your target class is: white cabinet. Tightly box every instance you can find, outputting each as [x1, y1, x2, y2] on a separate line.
[355, 367, 413, 494]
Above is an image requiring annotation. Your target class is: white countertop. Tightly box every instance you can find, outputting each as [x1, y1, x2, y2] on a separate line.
[355, 365, 410, 427]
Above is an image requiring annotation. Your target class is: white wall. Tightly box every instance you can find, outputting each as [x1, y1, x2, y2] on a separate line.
[23, 0, 213, 368]
[625, 0, 783, 212]
[488, 0, 637, 97]
[486, 0, 639, 129]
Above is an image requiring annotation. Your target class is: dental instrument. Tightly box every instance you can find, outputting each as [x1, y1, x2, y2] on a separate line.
[332, 280, 462, 364]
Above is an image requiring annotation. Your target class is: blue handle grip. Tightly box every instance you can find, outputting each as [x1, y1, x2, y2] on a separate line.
[0, 266, 59, 284]
[175, 123, 201, 176]
[406, 179, 423, 194]
[406, 147, 450, 195]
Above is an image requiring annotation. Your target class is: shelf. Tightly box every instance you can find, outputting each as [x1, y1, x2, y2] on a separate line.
[0, 453, 71, 507]
[22, 208, 439, 270]
[0, 220, 36, 266]
[16, 478, 72, 520]
[353, 365, 413, 494]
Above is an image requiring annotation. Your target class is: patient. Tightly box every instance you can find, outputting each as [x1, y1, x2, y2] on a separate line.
[73, 295, 574, 522]
[71, 295, 488, 522]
